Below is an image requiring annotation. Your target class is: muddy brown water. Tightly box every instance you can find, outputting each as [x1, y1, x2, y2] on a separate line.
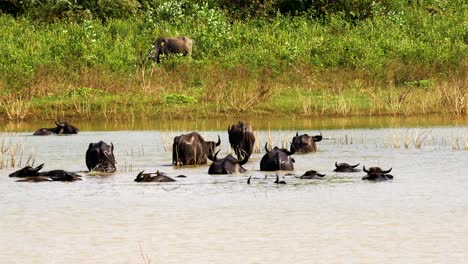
[1, 116, 467, 263]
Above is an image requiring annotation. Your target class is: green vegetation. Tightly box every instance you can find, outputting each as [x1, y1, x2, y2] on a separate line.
[0, 0, 466, 120]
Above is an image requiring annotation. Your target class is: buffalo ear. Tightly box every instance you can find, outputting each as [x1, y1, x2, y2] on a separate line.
[313, 132, 323, 142]
[88, 143, 94, 150]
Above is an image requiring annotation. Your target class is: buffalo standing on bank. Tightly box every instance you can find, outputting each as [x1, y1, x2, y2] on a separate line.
[149, 36, 194, 64]
[208, 150, 248, 175]
[362, 166, 393, 181]
[291, 132, 322, 153]
[260, 143, 296, 171]
[86, 141, 117, 173]
[228, 121, 256, 160]
[9, 164, 82, 182]
[33, 120, 79, 135]
[172, 132, 220, 165]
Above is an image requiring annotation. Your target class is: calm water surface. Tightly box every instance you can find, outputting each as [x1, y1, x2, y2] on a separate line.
[0, 117, 467, 263]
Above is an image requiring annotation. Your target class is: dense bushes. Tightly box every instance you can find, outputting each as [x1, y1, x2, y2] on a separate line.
[0, 0, 466, 93]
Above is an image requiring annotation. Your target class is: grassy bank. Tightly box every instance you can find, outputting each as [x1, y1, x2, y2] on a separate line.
[0, 1, 466, 120]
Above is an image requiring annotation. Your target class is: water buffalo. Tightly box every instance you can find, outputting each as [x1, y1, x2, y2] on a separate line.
[334, 162, 361, 172]
[134, 170, 176, 182]
[228, 121, 256, 160]
[362, 166, 393, 181]
[150, 36, 194, 63]
[86, 141, 116, 173]
[33, 120, 79, 135]
[298, 170, 326, 179]
[172, 132, 221, 165]
[291, 132, 322, 153]
[9, 164, 82, 182]
[208, 150, 248, 174]
[260, 143, 295, 171]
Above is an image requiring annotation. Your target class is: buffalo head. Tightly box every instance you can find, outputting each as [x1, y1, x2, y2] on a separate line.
[9, 164, 44, 177]
[362, 166, 393, 181]
[298, 170, 326, 179]
[334, 162, 361, 172]
[291, 132, 322, 153]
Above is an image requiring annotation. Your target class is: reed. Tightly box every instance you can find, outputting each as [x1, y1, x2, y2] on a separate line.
[0, 135, 35, 169]
[0, 97, 32, 121]
[464, 135, 468, 151]
[138, 242, 152, 264]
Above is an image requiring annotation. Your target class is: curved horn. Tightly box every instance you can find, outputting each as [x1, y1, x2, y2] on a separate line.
[135, 170, 145, 182]
[285, 143, 295, 156]
[363, 166, 369, 173]
[296, 131, 299, 136]
[264, 143, 269, 153]
[228, 125, 231, 133]
[317, 173, 326, 177]
[382, 168, 392, 174]
[237, 149, 249, 165]
[247, 175, 251, 184]
[213, 150, 220, 161]
[216, 135, 221, 146]
[351, 163, 360, 168]
[313, 132, 323, 142]
[335, 162, 339, 168]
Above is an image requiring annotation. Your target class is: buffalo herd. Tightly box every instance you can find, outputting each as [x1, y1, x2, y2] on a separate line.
[8, 120, 394, 183]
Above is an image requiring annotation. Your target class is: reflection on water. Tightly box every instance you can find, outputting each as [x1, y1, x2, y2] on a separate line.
[0, 119, 467, 263]
[1, 115, 467, 132]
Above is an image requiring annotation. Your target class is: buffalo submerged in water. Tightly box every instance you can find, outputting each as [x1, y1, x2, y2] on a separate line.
[85, 141, 117, 173]
[172, 132, 220, 165]
[260, 143, 296, 171]
[208, 150, 248, 175]
[9, 164, 82, 182]
[33, 120, 79, 135]
[291, 132, 322, 153]
[134, 170, 176, 182]
[334, 162, 361, 172]
[228, 121, 256, 160]
[362, 166, 393, 181]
